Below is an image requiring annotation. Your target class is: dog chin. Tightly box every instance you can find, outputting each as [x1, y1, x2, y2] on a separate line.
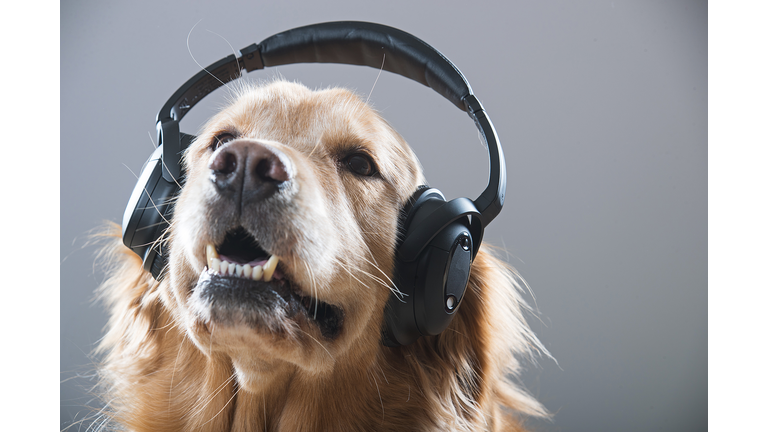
[190, 269, 344, 340]
[183, 268, 345, 378]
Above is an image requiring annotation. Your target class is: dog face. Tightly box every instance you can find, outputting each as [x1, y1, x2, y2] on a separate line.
[166, 81, 424, 389]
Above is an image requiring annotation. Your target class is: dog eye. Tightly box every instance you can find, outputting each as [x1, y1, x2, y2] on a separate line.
[213, 133, 236, 149]
[345, 153, 377, 177]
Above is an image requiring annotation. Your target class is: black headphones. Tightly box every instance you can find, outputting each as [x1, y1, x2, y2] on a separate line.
[121, 21, 506, 347]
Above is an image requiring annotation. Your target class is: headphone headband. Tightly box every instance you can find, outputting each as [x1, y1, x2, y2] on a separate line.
[155, 21, 505, 224]
[160, 21, 471, 122]
[124, 22, 509, 345]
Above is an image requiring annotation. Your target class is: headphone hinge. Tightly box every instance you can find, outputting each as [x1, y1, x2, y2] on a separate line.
[157, 119, 182, 182]
[462, 94, 484, 115]
[240, 43, 264, 72]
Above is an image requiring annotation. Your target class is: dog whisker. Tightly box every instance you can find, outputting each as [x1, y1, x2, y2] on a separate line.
[331, 258, 379, 293]
[377, 363, 389, 385]
[200, 377, 240, 428]
[369, 369, 385, 424]
[185, 372, 237, 421]
[158, 155, 184, 190]
[332, 252, 386, 286]
[121, 163, 173, 226]
[331, 255, 406, 300]
[205, 29, 242, 77]
[186, 20, 228, 89]
[300, 259, 319, 319]
[351, 251, 403, 297]
[366, 53, 386, 105]
[147, 129, 156, 149]
[168, 335, 187, 412]
[307, 135, 324, 159]
[297, 328, 334, 361]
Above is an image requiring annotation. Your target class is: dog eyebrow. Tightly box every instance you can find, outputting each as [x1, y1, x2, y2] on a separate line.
[336, 143, 374, 158]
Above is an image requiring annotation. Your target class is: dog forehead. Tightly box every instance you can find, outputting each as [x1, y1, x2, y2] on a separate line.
[223, 82, 374, 136]
[201, 82, 412, 157]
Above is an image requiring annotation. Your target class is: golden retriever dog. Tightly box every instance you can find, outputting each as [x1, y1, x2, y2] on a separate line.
[96, 80, 549, 431]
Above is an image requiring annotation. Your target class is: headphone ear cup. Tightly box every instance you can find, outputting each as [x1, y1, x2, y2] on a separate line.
[122, 145, 179, 280]
[122, 134, 194, 280]
[383, 187, 475, 347]
[396, 185, 429, 231]
[383, 186, 437, 347]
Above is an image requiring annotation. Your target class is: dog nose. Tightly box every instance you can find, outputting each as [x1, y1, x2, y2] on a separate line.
[208, 140, 290, 202]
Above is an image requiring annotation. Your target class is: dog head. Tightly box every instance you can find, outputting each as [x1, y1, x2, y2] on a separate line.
[97, 79, 548, 431]
[166, 80, 424, 388]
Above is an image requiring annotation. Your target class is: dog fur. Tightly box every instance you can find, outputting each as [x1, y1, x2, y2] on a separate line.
[96, 80, 549, 431]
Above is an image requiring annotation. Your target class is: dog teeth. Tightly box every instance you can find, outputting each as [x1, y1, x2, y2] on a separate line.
[263, 255, 279, 282]
[252, 265, 263, 281]
[206, 244, 219, 268]
[205, 243, 279, 282]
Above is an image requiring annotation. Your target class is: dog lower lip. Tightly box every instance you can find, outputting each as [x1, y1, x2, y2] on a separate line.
[194, 270, 343, 339]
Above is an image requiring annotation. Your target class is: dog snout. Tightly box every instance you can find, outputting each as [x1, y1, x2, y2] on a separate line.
[208, 140, 291, 203]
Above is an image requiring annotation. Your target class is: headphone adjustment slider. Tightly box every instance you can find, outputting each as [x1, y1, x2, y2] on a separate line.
[463, 94, 485, 115]
[157, 119, 182, 182]
[240, 43, 264, 72]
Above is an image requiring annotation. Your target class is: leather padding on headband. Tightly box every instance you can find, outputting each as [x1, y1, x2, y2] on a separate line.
[160, 21, 477, 125]
[254, 21, 473, 111]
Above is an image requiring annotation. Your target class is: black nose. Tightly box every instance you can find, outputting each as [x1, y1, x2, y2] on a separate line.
[208, 140, 290, 203]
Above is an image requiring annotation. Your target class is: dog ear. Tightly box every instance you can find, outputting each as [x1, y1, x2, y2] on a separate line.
[430, 247, 550, 424]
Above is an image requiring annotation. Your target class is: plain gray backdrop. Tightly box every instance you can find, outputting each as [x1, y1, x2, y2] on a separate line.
[61, 1, 706, 430]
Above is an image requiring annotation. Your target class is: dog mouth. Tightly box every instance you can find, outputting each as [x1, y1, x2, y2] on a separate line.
[206, 227, 282, 282]
[194, 227, 343, 339]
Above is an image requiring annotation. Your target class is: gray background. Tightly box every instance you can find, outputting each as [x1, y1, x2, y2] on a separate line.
[61, 1, 706, 430]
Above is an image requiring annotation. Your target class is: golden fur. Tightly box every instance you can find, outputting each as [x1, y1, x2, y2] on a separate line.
[96, 80, 549, 431]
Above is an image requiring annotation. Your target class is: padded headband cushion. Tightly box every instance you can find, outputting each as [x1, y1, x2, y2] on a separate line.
[256, 21, 474, 111]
